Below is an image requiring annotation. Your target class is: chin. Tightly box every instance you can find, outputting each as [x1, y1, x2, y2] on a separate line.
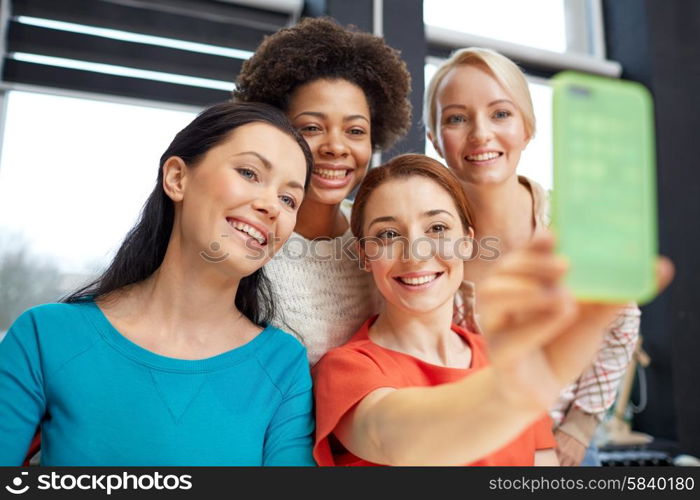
[464, 169, 514, 186]
[215, 246, 269, 276]
[308, 185, 359, 207]
[309, 191, 350, 207]
[389, 297, 449, 316]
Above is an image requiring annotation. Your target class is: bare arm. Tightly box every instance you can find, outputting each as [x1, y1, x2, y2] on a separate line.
[535, 449, 559, 466]
[334, 368, 548, 466]
[330, 235, 673, 467]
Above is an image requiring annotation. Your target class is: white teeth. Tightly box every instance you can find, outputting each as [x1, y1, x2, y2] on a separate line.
[230, 220, 266, 245]
[467, 152, 500, 161]
[398, 274, 439, 286]
[314, 168, 348, 179]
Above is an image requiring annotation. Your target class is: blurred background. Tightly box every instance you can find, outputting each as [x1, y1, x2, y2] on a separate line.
[0, 0, 697, 464]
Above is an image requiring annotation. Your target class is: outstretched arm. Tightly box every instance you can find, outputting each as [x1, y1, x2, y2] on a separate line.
[327, 234, 672, 466]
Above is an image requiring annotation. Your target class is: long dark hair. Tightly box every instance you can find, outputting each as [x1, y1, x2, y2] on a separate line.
[64, 101, 313, 326]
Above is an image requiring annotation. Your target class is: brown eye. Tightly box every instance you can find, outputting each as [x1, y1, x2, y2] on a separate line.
[299, 125, 321, 133]
[377, 229, 400, 239]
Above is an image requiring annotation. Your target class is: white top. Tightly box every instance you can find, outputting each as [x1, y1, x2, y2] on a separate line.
[264, 200, 379, 365]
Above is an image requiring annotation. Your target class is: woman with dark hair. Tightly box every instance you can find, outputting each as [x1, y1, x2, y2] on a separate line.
[0, 102, 317, 465]
[234, 17, 412, 364]
[311, 154, 672, 466]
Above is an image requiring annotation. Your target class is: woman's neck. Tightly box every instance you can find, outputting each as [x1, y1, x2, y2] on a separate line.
[462, 175, 535, 254]
[99, 237, 256, 355]
[369, 300, 470, 368]
[295, 198, 348, 240]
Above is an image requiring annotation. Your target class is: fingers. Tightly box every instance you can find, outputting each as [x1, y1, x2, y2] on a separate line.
[488, 230, 567, 284]
[479, 278, 570, 333]
[526, 231, 556, 252]
[492, 253, 569, 284]
[656, 256, 675, 292]
[554, 430, 588, 467]
[479, 230, 570, 336]
[488, 290, 578, 367]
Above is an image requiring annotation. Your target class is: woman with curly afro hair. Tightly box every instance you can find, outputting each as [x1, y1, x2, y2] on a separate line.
[234, 17, 412, 365]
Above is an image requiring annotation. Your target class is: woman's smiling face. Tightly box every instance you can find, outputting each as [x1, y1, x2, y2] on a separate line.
[432, 64, 531, 186]
[171, 122, 307, 277]
[287, 78, 372, 206]
[360, 176, 472, 315]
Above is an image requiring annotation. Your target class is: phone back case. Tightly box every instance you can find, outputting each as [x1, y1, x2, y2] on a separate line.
[552, 71, 658, 303]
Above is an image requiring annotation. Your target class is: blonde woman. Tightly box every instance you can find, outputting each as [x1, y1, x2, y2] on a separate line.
[425, 47, 642, 466]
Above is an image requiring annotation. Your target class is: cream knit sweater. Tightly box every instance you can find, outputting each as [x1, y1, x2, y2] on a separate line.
[264, 200, 379, 365]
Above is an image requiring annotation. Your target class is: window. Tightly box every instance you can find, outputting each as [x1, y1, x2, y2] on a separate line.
[0, 0, 303, 331]
[0, 90, 196, 332]
[424, 0, 607, 58]
[424, 0, 618, 77]
[424, 0, 567, 53]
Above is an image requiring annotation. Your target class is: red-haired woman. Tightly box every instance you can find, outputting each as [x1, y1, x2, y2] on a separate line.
[311, 154, 671, 466]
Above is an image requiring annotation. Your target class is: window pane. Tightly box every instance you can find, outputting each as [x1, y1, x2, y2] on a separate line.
[424, 0, 567, 53]
[0, 91, 196, 331]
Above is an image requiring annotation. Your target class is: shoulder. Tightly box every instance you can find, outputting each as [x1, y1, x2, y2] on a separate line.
[260, 325, 308, 357]
[2, 301, 100, 372]
[7, 301, 94, 335]
[253, 325, 312, 394]
[519, 175, 551, 227]
[452, 323, 488, 357]
[312, 323, 398, 382]
[314, 338, 380, 374]
[312, 334, 397, 394]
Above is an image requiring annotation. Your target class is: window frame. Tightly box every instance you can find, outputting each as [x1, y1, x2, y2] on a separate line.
[424, 0, 621, 78]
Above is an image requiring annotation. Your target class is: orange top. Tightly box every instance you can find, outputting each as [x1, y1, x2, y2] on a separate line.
[312, 316, 556, 466]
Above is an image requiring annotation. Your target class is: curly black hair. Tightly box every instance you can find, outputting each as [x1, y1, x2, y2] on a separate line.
[233, 17, 412, 151]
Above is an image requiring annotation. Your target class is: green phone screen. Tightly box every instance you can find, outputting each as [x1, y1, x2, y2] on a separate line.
[552, 71, 658, 303]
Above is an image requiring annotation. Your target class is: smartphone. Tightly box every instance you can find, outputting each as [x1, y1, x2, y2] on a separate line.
[551, 71, 658, 303]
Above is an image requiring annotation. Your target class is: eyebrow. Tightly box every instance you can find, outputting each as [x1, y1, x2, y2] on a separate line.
[292, 111, 370, 124]
[233, 151, 305, 192]
[367, 209, 455, 230]
[426, 209, 455, 218]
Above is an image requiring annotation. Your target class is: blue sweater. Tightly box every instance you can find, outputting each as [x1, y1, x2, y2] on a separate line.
[0, 301, 315, 466]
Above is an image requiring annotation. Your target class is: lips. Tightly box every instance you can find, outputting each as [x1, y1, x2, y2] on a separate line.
[465, 151, 502, 162]
[314, 167, 351, 179]
[226, 217, 269, 246]
[393, 271, 444, 287]
[311, 163, 355, 189]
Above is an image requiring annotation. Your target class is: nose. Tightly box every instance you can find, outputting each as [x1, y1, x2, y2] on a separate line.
[399, 232, 433, 263]
[318, 128, 349, 158]
[468, 114, 493, 145]
[251, 188, 280, 220]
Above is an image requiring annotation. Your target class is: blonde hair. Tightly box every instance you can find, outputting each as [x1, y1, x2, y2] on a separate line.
[425, 47, 535, 140]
